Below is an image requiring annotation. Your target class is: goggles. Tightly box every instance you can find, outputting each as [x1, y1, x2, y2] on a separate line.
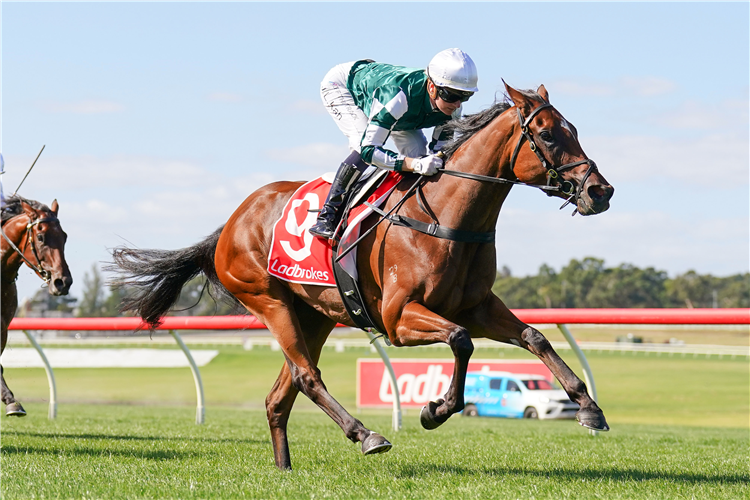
[436, 86, 474, 104]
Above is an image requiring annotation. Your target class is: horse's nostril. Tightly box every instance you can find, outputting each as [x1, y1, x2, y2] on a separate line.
[588, 184, 614, 202]
[54, 278, 65, 290]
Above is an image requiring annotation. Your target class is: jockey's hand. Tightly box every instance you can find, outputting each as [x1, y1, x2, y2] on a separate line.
[410, 154, 443, 176]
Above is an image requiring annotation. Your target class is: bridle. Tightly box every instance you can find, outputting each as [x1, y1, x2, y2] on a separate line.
[0, 213, 55, 284]
[439, 102, 599, 214]
[509, 103, 598, 210]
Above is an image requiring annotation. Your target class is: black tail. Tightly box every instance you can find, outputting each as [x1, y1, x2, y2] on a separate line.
[108, 226, 236, 329]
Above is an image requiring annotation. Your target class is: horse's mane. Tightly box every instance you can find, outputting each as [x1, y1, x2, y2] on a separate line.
[1, 195, 49, 225]
[441, 89, 545, 159]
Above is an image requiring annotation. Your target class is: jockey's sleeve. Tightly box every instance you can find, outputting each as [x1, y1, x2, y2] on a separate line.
[359, 86, 408, 172]
[429, 106, 462, 154]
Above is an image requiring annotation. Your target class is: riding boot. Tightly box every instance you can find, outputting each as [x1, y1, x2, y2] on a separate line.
[309, 161, 362, 239]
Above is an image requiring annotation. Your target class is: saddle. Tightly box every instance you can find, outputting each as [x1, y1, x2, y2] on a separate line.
[267, 169, 401, 332]
[331, 168, 394, 333]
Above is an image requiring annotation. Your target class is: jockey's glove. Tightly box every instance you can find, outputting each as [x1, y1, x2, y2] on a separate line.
[412, 154, 442, 176]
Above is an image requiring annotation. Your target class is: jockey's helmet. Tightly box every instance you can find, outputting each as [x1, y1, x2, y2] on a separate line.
[427, 48, 479, 93]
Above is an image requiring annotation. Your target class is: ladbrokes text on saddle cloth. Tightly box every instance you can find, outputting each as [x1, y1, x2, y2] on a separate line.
[268, 174, 401, 286]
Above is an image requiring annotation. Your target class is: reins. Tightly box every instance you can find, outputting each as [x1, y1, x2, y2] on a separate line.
[334, 101, 600, 256]
[440, 102, 599, 215]
[0, 214, 54, 284]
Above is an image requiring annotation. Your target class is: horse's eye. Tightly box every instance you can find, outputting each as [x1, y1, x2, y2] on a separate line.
[37, 233, 45, 244]
[540, 131, 553, 142]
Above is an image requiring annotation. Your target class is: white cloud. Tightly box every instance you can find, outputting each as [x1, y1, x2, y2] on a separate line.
[584, 133, 749, 186]
[620, 76, 677, 97]
[264, 142, 349, 170]
[2, 155, 210, 191]
[654, 98, 749, 131]
[496, 208, 748, 277]
[289, 99, 327, 114]
[38, 100, 125, 114]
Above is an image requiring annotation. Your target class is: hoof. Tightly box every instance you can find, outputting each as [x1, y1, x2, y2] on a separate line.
[420, 399, 445, 430]
[576, 407, 609, 431]
[5, 402, 27, 417]
[361, 432, 392, 455]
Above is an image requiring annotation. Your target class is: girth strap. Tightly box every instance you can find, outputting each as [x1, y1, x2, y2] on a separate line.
[364, 201, 495, 244]
[389, 214, 496, 243]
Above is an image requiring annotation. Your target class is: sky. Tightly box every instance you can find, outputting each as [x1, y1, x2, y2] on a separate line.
[1, 1, 748, 303]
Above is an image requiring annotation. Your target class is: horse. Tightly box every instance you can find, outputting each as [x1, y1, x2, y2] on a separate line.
[1, 195, 72, 416]
[111, 83, 615, 470]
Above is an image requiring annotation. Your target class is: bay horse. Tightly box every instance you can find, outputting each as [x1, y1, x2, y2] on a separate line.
[112, 83, 614, 470]
[1, 195, 72, 416]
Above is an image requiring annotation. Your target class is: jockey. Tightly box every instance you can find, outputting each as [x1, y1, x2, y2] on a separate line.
[309, 48, 479, 239]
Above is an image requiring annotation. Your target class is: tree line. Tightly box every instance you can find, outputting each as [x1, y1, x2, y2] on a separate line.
[492, 257, 749, 309]
[20, 258, 750, 317]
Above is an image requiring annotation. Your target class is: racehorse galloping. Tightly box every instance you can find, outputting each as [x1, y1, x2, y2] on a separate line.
[112, 83, 614, 470]
[1, 195, 72, 416]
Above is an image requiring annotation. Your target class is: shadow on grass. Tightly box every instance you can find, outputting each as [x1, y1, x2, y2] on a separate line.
[1, 443, 202, 461]
[4, 430, 266, 445]
[396, 462, 749, 486]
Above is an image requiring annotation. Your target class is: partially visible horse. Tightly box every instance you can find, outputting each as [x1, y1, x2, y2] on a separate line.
[1, 195, 72, 416]
[112, 83, 614, 469]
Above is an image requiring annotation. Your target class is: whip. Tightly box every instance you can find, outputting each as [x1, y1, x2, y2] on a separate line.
[13, 145, 46, 195]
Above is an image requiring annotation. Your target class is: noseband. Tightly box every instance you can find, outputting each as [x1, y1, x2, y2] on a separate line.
[0, 214, 55, 284]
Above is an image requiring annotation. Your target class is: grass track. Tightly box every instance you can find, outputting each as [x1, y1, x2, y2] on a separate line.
[1, 346, 748, 498]
[2, 404, 748, 499]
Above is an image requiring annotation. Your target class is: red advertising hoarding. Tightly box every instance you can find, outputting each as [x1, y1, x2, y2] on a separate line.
[357, 358, 553, 408]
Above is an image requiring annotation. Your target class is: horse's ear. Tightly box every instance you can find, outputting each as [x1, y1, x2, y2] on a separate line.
[50, 199, 59, 215]
[503, 80, 533, 116]
[20, 201, 37, 218]
[537, 84, 549, 102]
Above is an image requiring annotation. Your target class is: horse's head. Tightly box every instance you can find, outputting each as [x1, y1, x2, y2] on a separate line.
[6, 198, 73, 295]
[504, 82, 614, 215]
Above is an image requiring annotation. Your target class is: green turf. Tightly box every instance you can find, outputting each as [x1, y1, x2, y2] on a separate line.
[1, 346, 748, 498]
[3, 346, 748, 427]
[1, 404, 747, 499]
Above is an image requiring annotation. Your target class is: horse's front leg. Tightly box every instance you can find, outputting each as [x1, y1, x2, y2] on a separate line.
[389, 302, 474, 430]
[1, 365, 26, 417]
[1, 325, 26, 417]
[461, 294, 609, 431]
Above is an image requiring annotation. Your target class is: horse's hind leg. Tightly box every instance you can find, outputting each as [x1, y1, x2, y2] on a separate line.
[265, 300, 336, 470]
[462, 294, 608, 431]
[240, 291, 389, 468]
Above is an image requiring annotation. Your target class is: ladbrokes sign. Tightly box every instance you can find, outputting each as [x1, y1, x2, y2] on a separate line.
[357, 358, 553, 408]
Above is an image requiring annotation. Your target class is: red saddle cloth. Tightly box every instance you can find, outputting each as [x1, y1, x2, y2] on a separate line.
[268, 172, 402, 286]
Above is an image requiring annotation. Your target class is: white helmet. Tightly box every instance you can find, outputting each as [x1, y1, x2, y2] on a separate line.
[427, 48, 479, 93]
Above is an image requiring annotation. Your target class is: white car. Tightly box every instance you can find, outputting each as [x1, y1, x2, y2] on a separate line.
[463, 371, 579, 419]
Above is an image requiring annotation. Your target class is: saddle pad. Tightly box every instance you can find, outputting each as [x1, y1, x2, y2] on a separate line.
[268, 172, 402, 286]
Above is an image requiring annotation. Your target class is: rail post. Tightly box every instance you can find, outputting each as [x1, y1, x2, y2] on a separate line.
[169, 330, 205, 425]
[22, 330, 57, 419]
[557, 324, 598, 436]
[365, 330, 401, 431]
